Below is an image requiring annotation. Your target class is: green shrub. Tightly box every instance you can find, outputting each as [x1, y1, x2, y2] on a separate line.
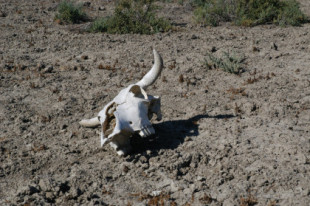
[205, 51, 245, 74]
[193, 0, 233, 26]
[193, 0, 308, 27]
[89, 17, 109, 32]
[55, 0, 87, 24]
[277, 0, 309, 26]
[89, 0, 172, 34]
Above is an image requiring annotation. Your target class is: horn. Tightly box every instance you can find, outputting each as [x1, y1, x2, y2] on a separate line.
[136, 49, 163, 90]
[79, 117, 100, 127]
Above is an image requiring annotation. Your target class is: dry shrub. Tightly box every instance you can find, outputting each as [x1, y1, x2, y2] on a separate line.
[193, 0, 308, 27]
[55, 1, 87, 24]
[240, 194, 258, 206]
[89, 0, 171, 34]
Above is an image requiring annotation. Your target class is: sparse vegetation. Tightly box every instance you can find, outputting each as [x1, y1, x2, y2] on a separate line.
[55, 0, 87, 24]
[193, 0, 233, 26]
[131, 192, 171, 205]
[199, 193, 214, 204]
[88, 17, 109, 33]
[89, 0, 171, 34]
[240, 193, 258, 206]
[205, 50, 245, 74]
[193, 0, 308, 27]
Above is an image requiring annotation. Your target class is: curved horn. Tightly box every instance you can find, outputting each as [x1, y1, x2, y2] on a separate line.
[136, 49, 163, 90]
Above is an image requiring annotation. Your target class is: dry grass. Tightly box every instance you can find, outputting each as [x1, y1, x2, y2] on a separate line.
[244, 72, 276, 85]
[32, 144, 47, 153]
[227, 87, 247, 96]
[131, 192, 171, 205]
[199, 193, 213, 204]
[239, 194, 258, 206]
[178, 74, 184, 83]
[97, 64, 116, 72]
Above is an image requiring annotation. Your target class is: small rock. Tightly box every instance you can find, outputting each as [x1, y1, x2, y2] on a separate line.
[16, 196, 24, 203]
[223, 198, 235, 205]
[45, 192, 54, 199]
[98, 6, 105, 11]
[197, 176, 205, 181]
[252, 46, 260, 52]
[91, 193, 100, 199]
[18, 185, 38, 196]
[139, 156, 148, 163]
[59, 65, 69, 71]
[83, 2, 91, 7]
[151, 190, 161, 196]
[123, 165, 129, 173]
[55, 186, 60, 193]
[184, 136, 192, 142]
[183, 187, 192, 195]
[77, 66, 84, 71]
[195, 74, 202, 80]
[37, 63, 45, 71]
[141, 163, 149, 169]
[81, 55, 88, 60]
[0, 11, 7, 17]
[190, 162, 197, 168]
[186, 141, 195, 148]
[191, 34, 198, 40]
[43, 66, 53, 73]
[39, 179, 51, 192]
[211, 46, 217, 53]
[61, 124, 68, 130]
[59, 129, 66, 133]
[56, 198, 63, 204]
[70, 188, 83, 199]
[271, 42, 278, 50]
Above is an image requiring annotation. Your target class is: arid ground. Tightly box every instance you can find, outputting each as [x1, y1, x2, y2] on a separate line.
[0, 0, 309, 205]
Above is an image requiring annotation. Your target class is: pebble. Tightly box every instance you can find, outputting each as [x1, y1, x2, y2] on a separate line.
[271, 42, 278, 50]
[37, 63, 45, 71]
[45, 191, 54, 199]
[83, 2, 91, 6]
[43, 65, 53, 73]
[151, 190, 161, 196]
[211, 46, 217, 53]
[39, 179, 51, 192]
[59, 65, 70, 71]
[98, 6, 105, 11]
[191, 34, 198, 40]
[0, 11, 7, 17]
[197, 176, 206, 182]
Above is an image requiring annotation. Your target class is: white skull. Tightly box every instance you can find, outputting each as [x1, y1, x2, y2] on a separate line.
[80, 49, 163, 156]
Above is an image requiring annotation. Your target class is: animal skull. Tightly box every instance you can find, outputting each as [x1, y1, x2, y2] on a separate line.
[80, 49, 163, 156]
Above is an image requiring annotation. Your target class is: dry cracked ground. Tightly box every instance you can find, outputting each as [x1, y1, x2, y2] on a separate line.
[0, 0, 310, 205]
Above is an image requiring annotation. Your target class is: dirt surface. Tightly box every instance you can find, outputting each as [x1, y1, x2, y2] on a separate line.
[1, 0, 310, 205]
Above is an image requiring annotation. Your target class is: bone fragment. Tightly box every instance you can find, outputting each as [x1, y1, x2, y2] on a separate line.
[79, 117, 100, 127]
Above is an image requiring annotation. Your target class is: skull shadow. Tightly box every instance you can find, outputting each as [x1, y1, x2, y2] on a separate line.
[130, 114, 235, 155]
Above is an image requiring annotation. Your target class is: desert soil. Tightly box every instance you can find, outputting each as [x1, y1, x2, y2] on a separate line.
[0, 0, 310, 205]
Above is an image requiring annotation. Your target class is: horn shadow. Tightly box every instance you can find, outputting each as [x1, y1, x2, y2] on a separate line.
[129, 113, 235, 156]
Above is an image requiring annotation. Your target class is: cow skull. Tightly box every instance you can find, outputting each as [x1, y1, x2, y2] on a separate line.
[80, 49, 163, 156]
